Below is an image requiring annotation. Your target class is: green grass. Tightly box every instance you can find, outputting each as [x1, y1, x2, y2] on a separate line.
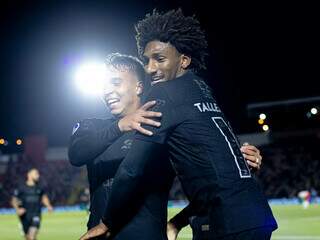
[1, 205, 320, 239]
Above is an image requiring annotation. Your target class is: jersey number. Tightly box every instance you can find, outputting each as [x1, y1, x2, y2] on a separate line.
[212, 117, 251, 178]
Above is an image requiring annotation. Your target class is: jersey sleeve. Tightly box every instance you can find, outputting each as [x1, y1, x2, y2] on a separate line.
[102, 140, 167, 236]
[135, 85, 176, 144]
[94, 146, 126, 179]
[13, 188, 21, 198]
[169, 204, 193, 230]
[40, 185, 46, 197]
[68, 118, 123, 166]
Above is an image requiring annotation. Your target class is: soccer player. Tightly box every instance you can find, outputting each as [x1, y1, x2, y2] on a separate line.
[11, 168, 53, 240]
[69, 53, 172, 239]
[71, 54, 262, 240]
[79, 9, 276, 240]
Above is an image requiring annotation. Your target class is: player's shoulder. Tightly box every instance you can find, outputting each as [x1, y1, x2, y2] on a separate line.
[80, 117, 115, 126]
[146, 82, 169, 96]
[149, 74, 194, 102]
[13, 187, 22, 196]
[14, 182, 27, 194]
[72, 118, 115, 135]
[35, 184, 46, 194]
[142, 83, 171, 109]
[147, 79, 185, 101]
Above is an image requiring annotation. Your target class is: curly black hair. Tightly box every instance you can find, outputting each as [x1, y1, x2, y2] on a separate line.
[135, 8, 208, 72]
[105, 53, 150, 92]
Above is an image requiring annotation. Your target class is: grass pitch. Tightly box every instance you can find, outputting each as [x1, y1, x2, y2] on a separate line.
[1, 205, 320, 240]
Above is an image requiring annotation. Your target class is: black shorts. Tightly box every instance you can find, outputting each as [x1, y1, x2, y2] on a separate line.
[217, 227, 273, 240]
[20, 214, 41, 234]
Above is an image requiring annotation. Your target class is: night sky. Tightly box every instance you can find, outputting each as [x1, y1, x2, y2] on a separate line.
[0, 1, 318, 147]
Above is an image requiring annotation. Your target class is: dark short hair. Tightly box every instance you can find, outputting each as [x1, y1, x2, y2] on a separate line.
[105, 53, 150, 92]
[135, 8, 208, 72]
[25, 167, 38, 177]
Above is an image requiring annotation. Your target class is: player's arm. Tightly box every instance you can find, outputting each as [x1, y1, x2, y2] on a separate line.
[167, 204, 194, 240]
[169, 204, 193, 229]
[99, 141, 164, 236]
[94, 100, 164, 178]
[117, 100, 162, 136]
[68, 101, 161, 167]
[68, 119, 123, 167]
[79, 140, 166, 240]
[10, 196, 19, 210]
[10, 191, 26, 216]
[241, 143, 262, 170]
[41, 194, 53, 212]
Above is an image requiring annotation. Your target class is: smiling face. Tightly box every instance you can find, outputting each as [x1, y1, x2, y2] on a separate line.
[143, 41, 191, 85]
[101, 67, 142, 117]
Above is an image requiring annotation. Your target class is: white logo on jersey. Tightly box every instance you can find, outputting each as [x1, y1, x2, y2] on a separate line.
[72, 123, 80, 135]
[121, 139, 133, 150]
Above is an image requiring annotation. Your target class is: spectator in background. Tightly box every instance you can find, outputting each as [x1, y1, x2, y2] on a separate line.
[79, 187, 90, 213]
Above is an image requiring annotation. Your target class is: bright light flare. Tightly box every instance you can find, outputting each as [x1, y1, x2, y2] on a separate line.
[311, 107, 318, 115]
[74, 62, 108, 96]
[16, 139, 23, 145]
[259, 113, 267, 120]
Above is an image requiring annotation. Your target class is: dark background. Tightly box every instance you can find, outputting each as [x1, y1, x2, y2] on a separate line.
[0, 0, 318, 147]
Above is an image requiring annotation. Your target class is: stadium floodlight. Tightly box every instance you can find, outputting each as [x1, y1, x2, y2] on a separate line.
[74, 62, 108, 96]
[311, 107, 318, 115]
[259, 113, 267, 120]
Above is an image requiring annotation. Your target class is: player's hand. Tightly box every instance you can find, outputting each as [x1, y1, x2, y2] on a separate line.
[16, 208, 26, 216]
[79, 223, 110, 240]
[47, 205, 53, 213]
[241, 142, 262, 170]
[167, 222, 179, 240]
[118, 100, 162, 136]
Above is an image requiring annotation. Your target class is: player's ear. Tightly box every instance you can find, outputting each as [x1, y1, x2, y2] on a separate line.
[180, 55, 191, 69]
[136, 81, 143, 96]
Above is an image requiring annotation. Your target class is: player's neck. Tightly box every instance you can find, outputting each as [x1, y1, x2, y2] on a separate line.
[122, 98, 141, 117]
[26, 179, 35, 186]
[175, 69, 192, 80]
[176, 69, 187, 78]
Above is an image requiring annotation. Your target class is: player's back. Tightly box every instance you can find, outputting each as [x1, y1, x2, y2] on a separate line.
[142, 71, 277, 237]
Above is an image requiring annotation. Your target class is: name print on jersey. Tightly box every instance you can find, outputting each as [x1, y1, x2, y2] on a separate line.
[194, 102, 222, 113]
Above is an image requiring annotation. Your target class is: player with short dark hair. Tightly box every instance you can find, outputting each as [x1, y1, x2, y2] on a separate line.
[69, 53, 172, 240]
[11, 168, 53, 240]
